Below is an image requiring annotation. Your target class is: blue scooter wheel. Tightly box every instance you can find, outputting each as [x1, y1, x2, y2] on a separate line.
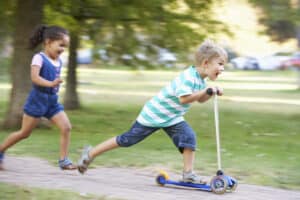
[227, 177, 238, 192]
[210, 176, 228, 194]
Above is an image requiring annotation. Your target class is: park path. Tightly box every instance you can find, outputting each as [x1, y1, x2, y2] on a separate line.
[1, 156, 300, 200]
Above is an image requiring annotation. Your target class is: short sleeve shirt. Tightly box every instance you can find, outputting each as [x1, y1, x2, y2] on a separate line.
[137, 66, 206, 127]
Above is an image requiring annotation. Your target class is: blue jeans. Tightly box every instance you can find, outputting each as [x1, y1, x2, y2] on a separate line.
[116, 121, 197, 153]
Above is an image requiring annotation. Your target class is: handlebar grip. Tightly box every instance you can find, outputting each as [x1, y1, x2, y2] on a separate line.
[206, 88, 213, 96]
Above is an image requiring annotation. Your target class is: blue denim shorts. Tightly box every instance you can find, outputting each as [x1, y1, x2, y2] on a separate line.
[23, 89, 64, 119]
[116, 121, 197, 153]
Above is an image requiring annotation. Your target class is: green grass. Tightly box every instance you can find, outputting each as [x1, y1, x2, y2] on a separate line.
[0, 68, 300, 193]
[0, 182, 116, 200]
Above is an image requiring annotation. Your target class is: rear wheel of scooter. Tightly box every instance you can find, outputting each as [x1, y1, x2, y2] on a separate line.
[156, 170, 169, 186]
[227, 179, 238, 192]
[210, 176, 228, 194]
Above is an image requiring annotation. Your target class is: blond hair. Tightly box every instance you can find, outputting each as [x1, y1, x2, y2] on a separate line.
[195, 39, 227, 66]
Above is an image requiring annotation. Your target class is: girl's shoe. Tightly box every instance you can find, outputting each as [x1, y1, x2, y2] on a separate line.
[182, 171, 207, 184]
[77, 146, 93, 174]
[0, 152, 4, 170]
[58, 157, 77, 170]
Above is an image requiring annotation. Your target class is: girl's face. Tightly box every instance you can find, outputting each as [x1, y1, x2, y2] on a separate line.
[45, 34, 69, 60]
[205, 56, 225, 81]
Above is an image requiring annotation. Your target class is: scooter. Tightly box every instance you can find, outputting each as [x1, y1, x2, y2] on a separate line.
[156, 93, 238, 194]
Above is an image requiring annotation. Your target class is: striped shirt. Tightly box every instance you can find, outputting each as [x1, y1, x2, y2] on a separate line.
[137, 66, 206, 127]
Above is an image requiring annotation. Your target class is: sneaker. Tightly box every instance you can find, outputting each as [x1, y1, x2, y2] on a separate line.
[78, 146, 93, 174]
[58, 157, 77, 170]
[182, 171, 207, 184]
[0, 152, 4, 170]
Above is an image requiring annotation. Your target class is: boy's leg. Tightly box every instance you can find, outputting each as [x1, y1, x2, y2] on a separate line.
[183, 148, 195, 172]
[90, 137, 119, 158]
[78, 137, 118, 174]
[50, 111, 76, 170]
[78, 121, 158, 174]
[0, 114, 39, 170]
[163, 121, 206, 183]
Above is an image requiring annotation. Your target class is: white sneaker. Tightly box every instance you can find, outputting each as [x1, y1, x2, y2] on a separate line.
[182, 171, 207, 184]
[77, 146, 93, 174]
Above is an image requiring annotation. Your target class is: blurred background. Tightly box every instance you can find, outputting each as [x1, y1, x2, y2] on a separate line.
[0, 0, 300, 198]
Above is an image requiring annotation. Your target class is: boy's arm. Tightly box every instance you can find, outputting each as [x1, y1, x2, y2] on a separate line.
[179, 88, 211, 104]
[179, 87, 223, 104]
[198, 87, 223, 103]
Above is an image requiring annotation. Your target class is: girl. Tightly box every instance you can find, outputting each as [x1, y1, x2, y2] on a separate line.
[78, 39, 227, 183]
[0, 25, 76, 170]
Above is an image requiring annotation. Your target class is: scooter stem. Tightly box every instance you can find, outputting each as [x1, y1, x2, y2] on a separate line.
[214, 94, 222, 171]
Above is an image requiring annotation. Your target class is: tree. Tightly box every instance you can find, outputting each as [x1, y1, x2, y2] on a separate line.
[249, 0, 300, 47]
[249, 0, 300, 88]
[45, 0, 229, 109]
[3, 0, 45, 128]
[0, 1, 15, 51]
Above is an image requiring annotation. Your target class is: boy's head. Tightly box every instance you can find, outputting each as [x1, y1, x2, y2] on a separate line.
[195, 39, 228, 67]
[195, 39, 227, 81]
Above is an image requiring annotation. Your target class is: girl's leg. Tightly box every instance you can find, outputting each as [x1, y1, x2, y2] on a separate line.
[183, 148, 195, 172]
[51, 111, 76, 170]
[50, 111, 72, 160]
[0, 114, 39, 152]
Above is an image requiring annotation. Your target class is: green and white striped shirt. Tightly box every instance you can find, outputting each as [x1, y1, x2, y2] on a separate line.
[137, 66, 206, 127]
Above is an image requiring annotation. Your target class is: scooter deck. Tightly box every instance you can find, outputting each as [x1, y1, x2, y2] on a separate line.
[157, 176, 212, 192]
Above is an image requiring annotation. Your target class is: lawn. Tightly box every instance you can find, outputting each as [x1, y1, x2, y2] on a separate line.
[0, 68, 300, 191]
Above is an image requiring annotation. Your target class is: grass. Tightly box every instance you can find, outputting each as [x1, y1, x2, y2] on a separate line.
[0, 182, 116, 200]
[0, 68, 300, 194]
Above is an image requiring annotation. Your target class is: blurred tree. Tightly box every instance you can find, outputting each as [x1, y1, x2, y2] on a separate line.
[2, 0, 45, 128]
[45, 0, 229, 109]
[250, 0, 300, 88]
[0, 1, 15, 51]
[249, 0, 300, 47]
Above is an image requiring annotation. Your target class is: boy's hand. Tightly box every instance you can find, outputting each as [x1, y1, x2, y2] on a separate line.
[215, 87, 223, 96]
[52, 78, 63, 87]
[206, 87, 223, 96]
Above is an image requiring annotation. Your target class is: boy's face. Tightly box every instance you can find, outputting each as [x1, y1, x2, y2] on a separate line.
[206, 56, 225, 81]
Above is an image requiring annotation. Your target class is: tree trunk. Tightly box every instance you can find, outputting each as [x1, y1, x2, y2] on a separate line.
[63, 30, 80, 109]
[2, 0, 45, 128]
[296, 23, 300, 88]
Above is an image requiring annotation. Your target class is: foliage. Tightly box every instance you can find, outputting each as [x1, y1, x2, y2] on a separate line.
[249, 0, 300, 43]
[44, 0, 230, 67]
[0, 1, 16, 50]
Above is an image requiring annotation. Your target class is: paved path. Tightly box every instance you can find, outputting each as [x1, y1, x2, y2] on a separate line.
[1, 156, 300, 200]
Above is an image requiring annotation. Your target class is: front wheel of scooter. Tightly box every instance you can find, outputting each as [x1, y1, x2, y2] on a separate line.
[210, 176, 228, 194]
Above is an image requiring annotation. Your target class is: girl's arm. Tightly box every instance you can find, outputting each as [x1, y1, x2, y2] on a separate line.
[31, 66, 62, 87]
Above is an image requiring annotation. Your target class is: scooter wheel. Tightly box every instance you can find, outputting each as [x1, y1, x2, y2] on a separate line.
[228, 179, 238, 192]
[156, 170, 169, 186]
[210, 176, 228, 194]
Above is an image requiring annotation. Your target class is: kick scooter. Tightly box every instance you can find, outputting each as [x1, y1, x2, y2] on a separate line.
[156, 92, 238, 194]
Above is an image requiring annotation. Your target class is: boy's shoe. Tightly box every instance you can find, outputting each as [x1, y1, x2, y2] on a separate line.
[182, 171, 207, 184]
[78, 146, 93, 174]
[0, 152, 4, 170]
[58, 157, 77, 170]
